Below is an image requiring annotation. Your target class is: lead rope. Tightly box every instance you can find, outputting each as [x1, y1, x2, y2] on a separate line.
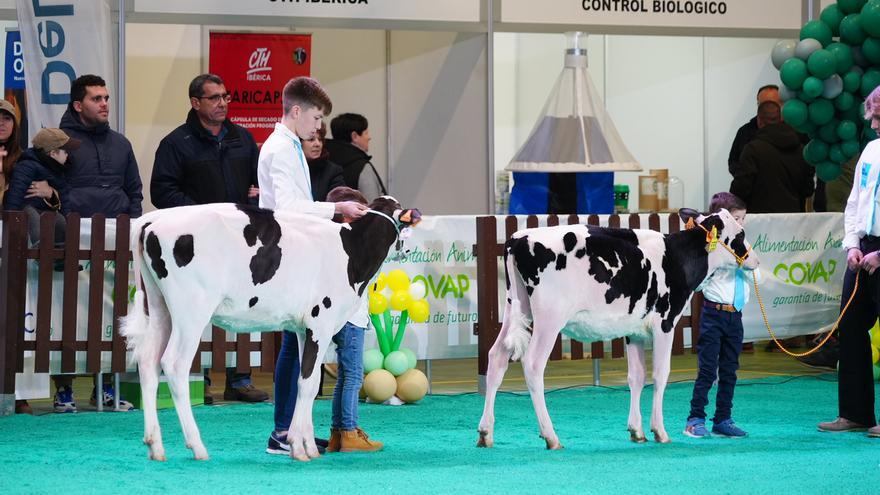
[752, 270, 858, 358]
[690, 219, 854, 357]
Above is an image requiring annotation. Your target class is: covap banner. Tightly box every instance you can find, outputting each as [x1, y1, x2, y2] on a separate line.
[209, 32, 312, 146]
[15, 0, 115, 138]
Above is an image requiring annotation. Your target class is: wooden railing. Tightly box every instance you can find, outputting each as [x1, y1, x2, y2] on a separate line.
[0, 211, 281, 407]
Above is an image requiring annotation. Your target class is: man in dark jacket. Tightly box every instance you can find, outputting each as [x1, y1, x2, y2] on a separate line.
[728, 85, 779, 176]
[324, 113, 386, 201]
[730, 101, 815, 213]
[61, 74, 142, 218]
[150, 73, 267, 403]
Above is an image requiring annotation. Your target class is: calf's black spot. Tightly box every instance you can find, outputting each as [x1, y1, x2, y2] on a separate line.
[145, 232, 168, 279]
[300, 329, 319, 380]
[583, 226, 649, 314]
[323, 297, 332, 309]
[563, 232, 578, 252]
[311, 305, 320, 318]
[510, 236, 556, 291]
[236, 205, 283, 285]
[249, 297, 258, 308]
[173, 234, 194, 267]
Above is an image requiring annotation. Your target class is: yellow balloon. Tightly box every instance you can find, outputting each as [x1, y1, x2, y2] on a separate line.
[387, 269, 410, 292]
[873, 346, 879, 365]
[374, 272, 388, 292]
[390, 290, 413, 311]
[369, 292, 389, 315]
[409, 299, 430, 323]
[872, 319, 880, 348]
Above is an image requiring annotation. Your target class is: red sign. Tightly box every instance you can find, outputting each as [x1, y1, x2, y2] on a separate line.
[209, 32, 312, 145]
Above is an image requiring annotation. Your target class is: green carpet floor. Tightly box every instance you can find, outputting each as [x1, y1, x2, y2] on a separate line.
[2, 375, 879, 494]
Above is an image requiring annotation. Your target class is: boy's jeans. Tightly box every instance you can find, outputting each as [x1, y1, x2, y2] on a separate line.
[331, 323, 365, 430]
[688, 306, 743, 423]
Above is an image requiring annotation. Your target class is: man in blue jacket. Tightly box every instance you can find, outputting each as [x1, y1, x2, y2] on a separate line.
[150, 73, 267, 403]
[60, 74, 142, 218]
[53, 74, 142, 412]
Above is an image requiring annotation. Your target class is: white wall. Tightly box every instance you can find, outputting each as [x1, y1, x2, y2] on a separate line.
[494, 33, 780, 211]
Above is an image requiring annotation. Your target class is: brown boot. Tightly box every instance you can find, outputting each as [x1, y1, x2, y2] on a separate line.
[327, 428, 342, 452]
[339, 427, 383, 452]
[15, 400, 33, 415]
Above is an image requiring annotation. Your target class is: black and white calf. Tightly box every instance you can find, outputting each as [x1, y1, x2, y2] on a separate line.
[120, 197, 419, 462]
[477, 209, 757, 449]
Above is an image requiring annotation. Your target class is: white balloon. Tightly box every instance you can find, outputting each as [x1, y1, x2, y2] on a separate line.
[409, 279, 427, 300]
[771, 39, 797, 69]
[822, 74, 844, 99]
[779, 85, 797, 102]
[794, 38, 822, 61]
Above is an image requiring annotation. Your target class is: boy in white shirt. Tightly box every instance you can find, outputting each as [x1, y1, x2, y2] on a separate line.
[260, 77, 369, 455]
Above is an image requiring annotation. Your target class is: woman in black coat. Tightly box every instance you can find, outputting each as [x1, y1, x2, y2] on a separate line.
[305, 126, 345, 202]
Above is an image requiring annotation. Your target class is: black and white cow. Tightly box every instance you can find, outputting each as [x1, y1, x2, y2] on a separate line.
[477, 209, 757, 449]
[120, 197, 419, 462]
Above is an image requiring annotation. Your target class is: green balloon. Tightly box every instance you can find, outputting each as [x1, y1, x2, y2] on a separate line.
[874, 363, 880, 381]
[842, 139, 862, 158]
[802, 77, 824, 98]
[809, 98, 835, 125]
[862, 0, 880, 37]
[363, 348, 385, 374]
[383, 350, 410, 376]
[844, 69, 863, 92]
[827, 42, 855, 73]
[781, 58, 809, 89]
[803, 139, 830, 165]
[816, 161, 843, 182]
[842, 103, 863, 122]
[861, 68, 880, 96]
[835, 91, 857, 111]
[797, 90, 817, 103]
[819, 119, 842, 142]
[830, 143, 847, 164]
[794, 120, 817, 136]
[822, 4, 846, 36]
[866, 125, 879, 141]
[801, 20, 834, 47]
[400, 347, 417, 370]
[782, 99, 809, 126]
[841, 14, 867, 45]
[863, 37, 880, 64]
[839, 0, 867, 14]
[838, 120, 859, 140]
[807, 49, 837, 79]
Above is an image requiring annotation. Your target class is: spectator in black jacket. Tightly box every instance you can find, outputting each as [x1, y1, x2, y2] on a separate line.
[728, 85, 780, 176]
[730, 101, 815, 213]
[150, 73, 267, 404]
[304, 126, 345, 202]
[60, 74, 142, 218]
[324, 113, 386, 201]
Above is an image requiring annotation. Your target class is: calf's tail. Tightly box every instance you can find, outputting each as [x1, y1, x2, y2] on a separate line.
[501, 244, 532, 361]
[118, 220, 151, 366]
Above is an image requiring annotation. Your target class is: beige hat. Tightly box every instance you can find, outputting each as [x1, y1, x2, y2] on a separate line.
[0, 99, 19, 123]
[32, 128, 81, 153]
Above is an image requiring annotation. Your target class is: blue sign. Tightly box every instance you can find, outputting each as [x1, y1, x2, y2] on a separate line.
[4, 30, 25, 90]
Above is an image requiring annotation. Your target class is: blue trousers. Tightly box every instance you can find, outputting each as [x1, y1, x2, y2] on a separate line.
[274, 331, 300, 432]
[688, 306, 743, 423]
[331, 323, 365, 430]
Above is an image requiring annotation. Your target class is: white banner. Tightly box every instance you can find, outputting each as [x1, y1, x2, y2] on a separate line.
[15, 0, 115, 138]
[499, 0, 804, 31]
[134, 0, 480, 23]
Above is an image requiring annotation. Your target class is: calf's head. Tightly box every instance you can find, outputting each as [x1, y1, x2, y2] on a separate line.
[681, 207, 758, 271]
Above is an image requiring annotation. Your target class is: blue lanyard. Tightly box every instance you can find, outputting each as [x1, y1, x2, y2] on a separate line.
[290, 137, 314, 200]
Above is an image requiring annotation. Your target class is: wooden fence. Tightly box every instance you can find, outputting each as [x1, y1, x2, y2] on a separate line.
[473, 213, 703, 387]
[0, 211, 281, 405]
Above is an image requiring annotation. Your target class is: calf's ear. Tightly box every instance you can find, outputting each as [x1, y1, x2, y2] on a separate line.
[397, 209, 422, 226]
[679, 208, 703, 229]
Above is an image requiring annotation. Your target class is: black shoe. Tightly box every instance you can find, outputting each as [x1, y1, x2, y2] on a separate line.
[796, 347, 838, 371]
[223, 383, 269, 402]
[266, 431, 327, 455]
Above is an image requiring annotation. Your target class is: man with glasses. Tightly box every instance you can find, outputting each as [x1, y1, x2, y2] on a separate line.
[52, 74, 143, 412]
[151, 73, 268, 404]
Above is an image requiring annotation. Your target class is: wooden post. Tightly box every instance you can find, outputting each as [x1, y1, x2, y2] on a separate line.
[0, 212, 28, 415]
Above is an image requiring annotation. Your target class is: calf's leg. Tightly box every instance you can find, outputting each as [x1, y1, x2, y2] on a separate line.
[288, 330, 328, 461]
[649, 330, 675, 443]
[625, 339, 647, 443]
[477, 316, 515, 448]
[139, 284, 171, 461]
[162, 314, 212, 460]
[521, 320, 564, 450]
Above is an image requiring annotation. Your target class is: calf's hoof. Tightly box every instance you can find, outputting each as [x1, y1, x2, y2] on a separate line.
[651, 429, 671, 444]
[477, 430, 493, 448]
[628, 428, 647, 443]
[545, 440, 564, 450]
[148, 452, 167, 462]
